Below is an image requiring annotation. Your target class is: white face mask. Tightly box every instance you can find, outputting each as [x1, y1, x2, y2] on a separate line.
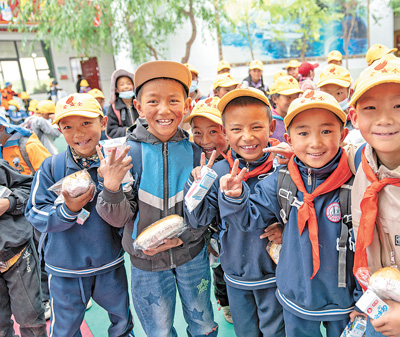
[338, 98, 349, 111]
[189, 80, 198, 94]
[119, 90, 135, 99]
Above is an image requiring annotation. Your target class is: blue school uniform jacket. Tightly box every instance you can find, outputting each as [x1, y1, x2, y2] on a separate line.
[184, 148, 278, 290]
[25, 149, 126, 278]
[218, 149, 362, 321]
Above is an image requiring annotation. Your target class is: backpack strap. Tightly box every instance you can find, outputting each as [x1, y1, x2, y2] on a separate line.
[276, 167, 302, 224]
[112, 103, 122, 126]
[18, 136, 35, 175]
[337, 175, 355, 288]
[51, 151, 68, 182]
[354, 143, 367, 171]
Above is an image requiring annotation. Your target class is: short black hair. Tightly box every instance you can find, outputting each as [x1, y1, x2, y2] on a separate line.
[222, 96, 272, 125]
[136, 78, 188, 103]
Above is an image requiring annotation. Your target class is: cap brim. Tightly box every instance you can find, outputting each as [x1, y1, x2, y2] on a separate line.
[277, 88, 304, 95]
[249, 66, 263, 70]
[317, 78, 351, 88]
[349, 75, 400, 106]
[184, 112, 222, 125]
[284, 102, 346, 130]
[52, 111, 102, 125]
[214, 80, 240, 90]
[134, 61, 192, 95]
[218, 88, 271, 113]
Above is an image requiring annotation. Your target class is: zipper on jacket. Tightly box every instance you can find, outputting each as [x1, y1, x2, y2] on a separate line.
[307, 168, 312, 186]
[163, 143, 176, 268]
[385, 233, 396, 266]
[246, 161, 250, 172]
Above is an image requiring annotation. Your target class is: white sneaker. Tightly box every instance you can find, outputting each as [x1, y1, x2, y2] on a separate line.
[86, 298, 92, 310]
[222, 306, 233, 324]
[44, 301, 51, 320]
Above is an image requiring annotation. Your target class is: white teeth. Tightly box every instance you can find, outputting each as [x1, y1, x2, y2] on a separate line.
[77, 140, 89, 146]
[242, 145, 257, 149]
[308, 152, 323, 157]
[204, 147, 215, 153]
[158, 119, 172, 125]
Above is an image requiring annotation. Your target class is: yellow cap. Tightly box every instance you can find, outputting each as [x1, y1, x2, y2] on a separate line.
[80, 79, 89, 87]
[20, 92, 29, 100]
[37, 100, 56, 114]
[8, 99, 20, 110]
[317, 64, 351, 88]
[53, 93, 104, 125]
[184, 97, 222, 125]
[218, 87, 271, 114]
[286, 59, 301, 69]
[184, 63, 199, 76]
[28, 99, 39, 112]
[88, 88, 105, 99]
[273, 70, 287, 82]
[217, 60, 231, 72]
[135, 60, 192, 95]
[249, 60, 263, 70]
[213, 73, 240, 90]
[268, 76, 303, 96]
[366, 44, 397, 66]
[350, 55, 400, 106]
[284, 89, 346, 130]
[327, 50, 343, 62]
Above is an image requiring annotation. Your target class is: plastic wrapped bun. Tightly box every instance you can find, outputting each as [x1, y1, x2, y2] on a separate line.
[369, 267, 400, 302]
[61, 170, 91, 197]
[133, 215, 186, 251]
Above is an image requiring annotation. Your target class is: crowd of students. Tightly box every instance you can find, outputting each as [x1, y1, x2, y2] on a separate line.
[1, 42, 400, 337]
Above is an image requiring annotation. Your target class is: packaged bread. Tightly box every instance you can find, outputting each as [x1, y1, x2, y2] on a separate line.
[49, 169, 94, 201]
[133, 215, 187, 251]
[267, 242, 282, 264]
[369, 267, 400, 302]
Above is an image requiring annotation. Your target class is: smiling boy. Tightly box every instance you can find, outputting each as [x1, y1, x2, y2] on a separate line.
[184, 88, 285, 337]
[218, 90, 361, 337]
[25, 93, 134, 336]
[96, 61, 218, 337]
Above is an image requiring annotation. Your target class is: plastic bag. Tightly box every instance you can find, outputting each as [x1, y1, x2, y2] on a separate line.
[340, 315, 366, 337]
[185, 166, 217, 213]
[48, 169, 94, 203]
[267, 242, 282, 264]
[99, 137, 134, 191]
[133, 215, 187, 251]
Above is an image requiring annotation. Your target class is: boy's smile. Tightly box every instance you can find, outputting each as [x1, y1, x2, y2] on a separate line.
[353, 83, 400, 169]
[284, 108, 347, 168]
[59, 115, 107, 157]
[224, 104, 275, 162]
[135, 79, 191, 143]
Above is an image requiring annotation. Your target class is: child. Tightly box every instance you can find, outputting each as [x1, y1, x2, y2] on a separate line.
[0, 113, 51, 175]
[269, 75, 303, 142]
[23, 100, 61, 155]
[25, 93, 134, 336]
[347, 56, 400, 337]
[218, 90, 361, 337]
[365, 44, 397, 66]
[185, 63, 207, 108]
[213, 73, 240, 99]
[106, 69, 139, 138]
[0, 159, 47, 336]
[217, 60, 231, 75]
[242, 60, 268, 95]
[298, 62, 319, 91]
[184, 97, 232, 323]
[7, 99, 28, 125]
[285, 59, 301, 81]
[1, 82, 17, 110]
[185, 87, 285, 337]
[96, 60, 218, 337]
[78, 79, 91, 93]
[327, 50, 343, 66]
[88, 88, 106, 113]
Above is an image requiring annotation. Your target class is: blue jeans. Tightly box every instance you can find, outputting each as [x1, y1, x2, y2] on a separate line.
[131, 245, 218, 337]
[366, 317, 385, 337]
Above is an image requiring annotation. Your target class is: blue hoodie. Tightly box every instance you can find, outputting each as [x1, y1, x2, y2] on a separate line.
[218, 149, 362, 321]
[25, 149, 126, 278]
[184, 147, 278, 290]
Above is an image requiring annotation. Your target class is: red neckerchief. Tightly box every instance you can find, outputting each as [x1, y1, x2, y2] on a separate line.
[288, 150, 352, 279]
[219, 138, 280, 182]
[353, 148, 400, 289]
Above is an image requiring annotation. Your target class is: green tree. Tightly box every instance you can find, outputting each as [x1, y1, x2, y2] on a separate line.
[13, 0, 219, 64]
[262, 0, 342, 61]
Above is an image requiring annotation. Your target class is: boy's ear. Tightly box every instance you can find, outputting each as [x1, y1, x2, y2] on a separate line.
[219, 125, 227, 137]
[269, 119, 276, 136]
[134, 99, 145, 118]
[340, 126, 349, 143]
[100, 116, 108, 132]
[184, 97, 191, 113]
[349, 108, 359, 129]
[283, 133, 293, 149]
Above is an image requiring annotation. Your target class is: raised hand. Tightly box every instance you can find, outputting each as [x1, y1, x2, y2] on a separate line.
[263, 143, 293, 165]
[191, 150, 217, 182]
[96, 145, 133, 192]
[260, 222, 283, 244]
[220, 159, 247, 197]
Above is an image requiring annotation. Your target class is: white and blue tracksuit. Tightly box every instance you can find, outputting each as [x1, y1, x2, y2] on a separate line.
[218, 149, 363, 337]
[25, 149, 134, 337]
[184, 148, 285, 337]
